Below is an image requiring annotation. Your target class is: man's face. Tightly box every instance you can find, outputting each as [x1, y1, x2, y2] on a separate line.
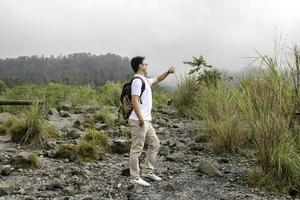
[140, 61, 148, 76]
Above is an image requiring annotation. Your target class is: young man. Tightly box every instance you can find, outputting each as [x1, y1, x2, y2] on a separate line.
[129, 56, 175, 186]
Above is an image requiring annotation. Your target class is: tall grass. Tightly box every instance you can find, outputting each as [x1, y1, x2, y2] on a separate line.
[174, 52, 300, 193]
[236, 56, 300, 192]
[173, 76, 203, 119]
[8, 103, 58, 148]
[203, 86, 246, 153]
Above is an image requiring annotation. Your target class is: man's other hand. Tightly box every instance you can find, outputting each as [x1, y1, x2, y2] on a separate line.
[168, 67, 175, 74]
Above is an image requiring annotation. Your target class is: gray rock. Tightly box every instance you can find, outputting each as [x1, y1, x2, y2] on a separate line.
[111, 139, 131, 154]
[45, 140, 57, 149]
[176, 141, 187, 149]
[73, 119, 81, 128]
[49, 108, 59, 117]
[218, 157, 229, 164]
[0, 165, 14, 176]
[24, 195, 37, 200]
[172, 124, 179, 128]
[16, 187, 26, 194]
[162, 183, 176, 192]
[74, 105, 99, 114]
[0, 181, 14, 196]
[63, 186, 76, 195]
[0, 112, 12, 124]
[168, 140, 177, 147]
[158, 108, 175, 115]
[80, 185, 90, 193]
[95, 123, 108, 130]
[26, 185, 38, 194]
[190, 143, 205, 151]
[197, 160, 222, 177]
[37, 184, 46, 191]
[51, 178, 64, 189]
[166, 152, 188, 162]
[44, 149, 58, 158]
[66, 129, 81, 139]
[61, 100, 72, 111]
[59, 110, 72, 118]
[156, 127, 165, 134]
[121, 168, 130, 177]
[157, 118, 167, 126]
[152, 123, 160, 129]
[159, 146, 170, 156]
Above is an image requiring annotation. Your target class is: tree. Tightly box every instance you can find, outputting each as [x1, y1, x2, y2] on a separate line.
[184, 56, 223, 87]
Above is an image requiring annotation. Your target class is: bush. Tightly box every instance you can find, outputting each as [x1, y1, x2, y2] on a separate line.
[83, 129, 108, 148]
[8, 104, 57, 148]
[76, 141, 102, 162]
[45, 82, 99, 108]
[44, 82, 72, 108]
[111, 140, 132, 154]
[10, 153, 41, 169]
[57, 129, 108, 163]
[93, 106, 117, 127]
[173, 76, 203, 119]
[152, 86, 170, 109]
[68, 85, 98, 106]
[97, 81, 122, 107]
[0, 124, 7, 135]
[57, 144, 77, 161]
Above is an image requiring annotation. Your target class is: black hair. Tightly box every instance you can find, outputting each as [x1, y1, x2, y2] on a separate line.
[130, 56, 145, 73]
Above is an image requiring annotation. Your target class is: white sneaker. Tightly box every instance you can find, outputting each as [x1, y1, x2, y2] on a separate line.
[130, 177, 151, 186]
[142, 172, 162, 181]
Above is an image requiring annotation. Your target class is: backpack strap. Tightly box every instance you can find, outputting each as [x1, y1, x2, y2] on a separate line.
[130, 77, 145, 104]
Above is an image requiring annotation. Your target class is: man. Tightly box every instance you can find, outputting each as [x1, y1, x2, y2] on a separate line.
[128, 56, 175, 186]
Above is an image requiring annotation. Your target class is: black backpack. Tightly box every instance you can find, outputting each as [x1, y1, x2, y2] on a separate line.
[118, 77, 145, 120]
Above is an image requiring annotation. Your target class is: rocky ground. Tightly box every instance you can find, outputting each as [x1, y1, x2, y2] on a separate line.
[0, 106, 296, 200]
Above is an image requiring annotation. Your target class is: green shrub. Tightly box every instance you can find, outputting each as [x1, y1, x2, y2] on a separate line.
[57, 144, 77, 161]
[111, 140, 132, 154]
[10, 153, 41, 169]
[83, 129, 108, 147]
[45, 82, 99, 108]
[44, 82, 72, 108]
[0, 124, 7, 135]
[97, 81, 122, 107]
[173, 76, 203, 119]
[68, 85, 98, 106]
[76, 141, 102, 162]
[93, 106, 117, 127]
[8, 105, 55, 148]
[152, 86, 170, 109]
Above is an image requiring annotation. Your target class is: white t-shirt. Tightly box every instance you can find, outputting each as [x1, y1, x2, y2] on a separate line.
[129, 74, 154, 121]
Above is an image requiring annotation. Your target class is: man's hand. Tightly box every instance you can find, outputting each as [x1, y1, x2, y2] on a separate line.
[168, 67, 175, 74]
[138, 119, 144, 127]
[153, 66, 176, 84]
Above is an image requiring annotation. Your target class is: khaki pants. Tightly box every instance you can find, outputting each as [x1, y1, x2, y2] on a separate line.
[129, 119, 160, 178]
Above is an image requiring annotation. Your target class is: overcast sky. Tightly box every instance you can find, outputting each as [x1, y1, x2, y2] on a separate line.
[1, 0, 300, 79]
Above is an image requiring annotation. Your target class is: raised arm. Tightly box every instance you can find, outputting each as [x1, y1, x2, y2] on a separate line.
[153, 67, 175, 84]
